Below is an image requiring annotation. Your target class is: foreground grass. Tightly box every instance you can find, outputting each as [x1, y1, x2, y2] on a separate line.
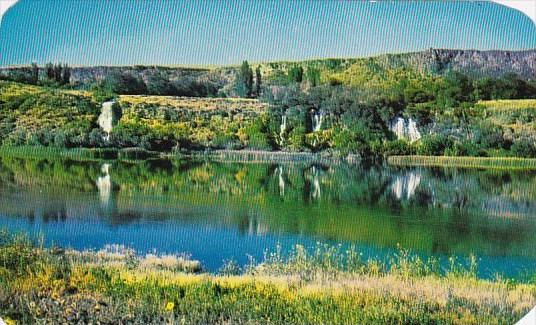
[0, 232, 534, 324]
[388, 155, 536, 170]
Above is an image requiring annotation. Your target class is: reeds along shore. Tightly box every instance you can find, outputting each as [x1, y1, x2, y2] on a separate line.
[0, 231, 534, 324]
[388, 155, 536, 170]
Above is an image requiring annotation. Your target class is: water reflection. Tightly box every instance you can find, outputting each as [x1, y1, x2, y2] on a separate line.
[0, 156, 535, 275]
[96, 163, 112, 207]
[391, 170, 421, 200]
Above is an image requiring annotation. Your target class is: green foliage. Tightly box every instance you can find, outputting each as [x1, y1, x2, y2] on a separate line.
[103, 71, 147, 95]
[235, 61, 254, 98]
[255, 66, 262, 97]
[0, 81, 99, 148]
[511, 138, 536, 158]
[382, 140, 416, 156]
[305, 67, 321, 87]
[239, 116, 272, 150]
[287, 65, 304, 83]
[417, 134, 451, 156]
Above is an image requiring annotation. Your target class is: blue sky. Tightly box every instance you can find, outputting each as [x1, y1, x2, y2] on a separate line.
[0, 0, 535, 66]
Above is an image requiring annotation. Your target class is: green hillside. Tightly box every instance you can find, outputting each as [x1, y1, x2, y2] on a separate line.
[1, 50, 536, 159]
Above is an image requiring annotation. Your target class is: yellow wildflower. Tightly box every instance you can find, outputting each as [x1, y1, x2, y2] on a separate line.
[165, 302, 175, 312]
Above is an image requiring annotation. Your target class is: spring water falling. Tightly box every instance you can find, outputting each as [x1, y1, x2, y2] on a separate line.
[311, 110, 323, 132]
[389, 116, 421, 142]
[279, 115, 287, 144]
[98, 101, 115, 141]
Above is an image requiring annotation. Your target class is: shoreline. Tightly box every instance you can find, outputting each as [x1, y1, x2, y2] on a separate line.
[388, 155, 536, 170]
[2, 146, 536, 170]
[0, 231, 534, 324]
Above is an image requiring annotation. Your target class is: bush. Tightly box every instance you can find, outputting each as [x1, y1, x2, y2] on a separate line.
[417, 134, 452, 156]
[382, 140, 415, 156]
[511, 138, 536, 158]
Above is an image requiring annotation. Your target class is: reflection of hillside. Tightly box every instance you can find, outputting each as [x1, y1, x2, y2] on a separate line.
[0, 157, 536, 258]
[391, 168, 536, 219]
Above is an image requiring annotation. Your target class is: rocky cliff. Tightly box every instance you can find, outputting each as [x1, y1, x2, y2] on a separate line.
[375, 48, 536, 79]
[1, 49, 534, 89]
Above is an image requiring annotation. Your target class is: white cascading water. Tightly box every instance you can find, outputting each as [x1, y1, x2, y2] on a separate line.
[311, 111, 323, 132]
[96, 163, 112, 206]
[279, 115, 287, 144]
[389, 116, 421, 142]
[98, 101, 115, 141]
[406, 118, 421, 142]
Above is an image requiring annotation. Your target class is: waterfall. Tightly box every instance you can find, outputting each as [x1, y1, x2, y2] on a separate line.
[96, 163, 112, 206]
[407, 118, 421, 142]
[98, 101, 115, 141]
[279, 115, 287, 144]
[311, 110, 323, 132]
[389, 116, 421, 142]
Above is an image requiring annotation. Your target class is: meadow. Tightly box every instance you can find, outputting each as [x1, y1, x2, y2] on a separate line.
[0, 231, 534, 324]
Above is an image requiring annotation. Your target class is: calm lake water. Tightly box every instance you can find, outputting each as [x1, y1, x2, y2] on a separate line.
[0, 155, 535, 278]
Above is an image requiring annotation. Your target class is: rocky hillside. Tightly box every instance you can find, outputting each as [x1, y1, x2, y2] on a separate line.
[375, 49, 536, 79]
[0, 49, 534, 92]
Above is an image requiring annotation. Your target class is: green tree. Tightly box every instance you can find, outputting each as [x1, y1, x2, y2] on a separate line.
[62, 64, 71, 85]
[305, 67, 321, 87]
[255, 66, 262, 97]
[236, 61, 254, 98]
[30, 63, 39, 84]
[53, 64, 63, 83]
[288, 65, 304, 83]
[45, 63, 54, 80]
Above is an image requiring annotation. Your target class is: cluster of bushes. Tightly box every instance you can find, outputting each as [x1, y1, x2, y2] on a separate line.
[109, 96, 268, 152]
[95, 70, 221, 98]
[0, 62, 71, 86]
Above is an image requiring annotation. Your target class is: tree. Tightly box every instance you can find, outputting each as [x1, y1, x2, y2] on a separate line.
[30, 62, 39, 84]
[147, 72, 174, 95]
[45, 63, 54, 80]
[288, 65, 304, 83]
[305, 67, 321, 87]
[53, 64, 63, 83]
[235, 61, 254, 98]
[255, 66, 262, 97]
[62, 64, 71, 85]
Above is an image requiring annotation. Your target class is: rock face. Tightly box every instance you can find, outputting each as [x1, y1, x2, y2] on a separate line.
[376, 49, 536, 80]
[1, 49, 534, 91]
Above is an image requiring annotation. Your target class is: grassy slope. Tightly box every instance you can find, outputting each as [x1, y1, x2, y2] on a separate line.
[117, 94, 269, 149]
[0, 81, 98, 143]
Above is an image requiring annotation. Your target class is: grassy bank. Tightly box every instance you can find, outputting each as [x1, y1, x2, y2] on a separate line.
[0, 146, 160, 161]
[388, 155, 536, 170]
[0, 232, 534, 324]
